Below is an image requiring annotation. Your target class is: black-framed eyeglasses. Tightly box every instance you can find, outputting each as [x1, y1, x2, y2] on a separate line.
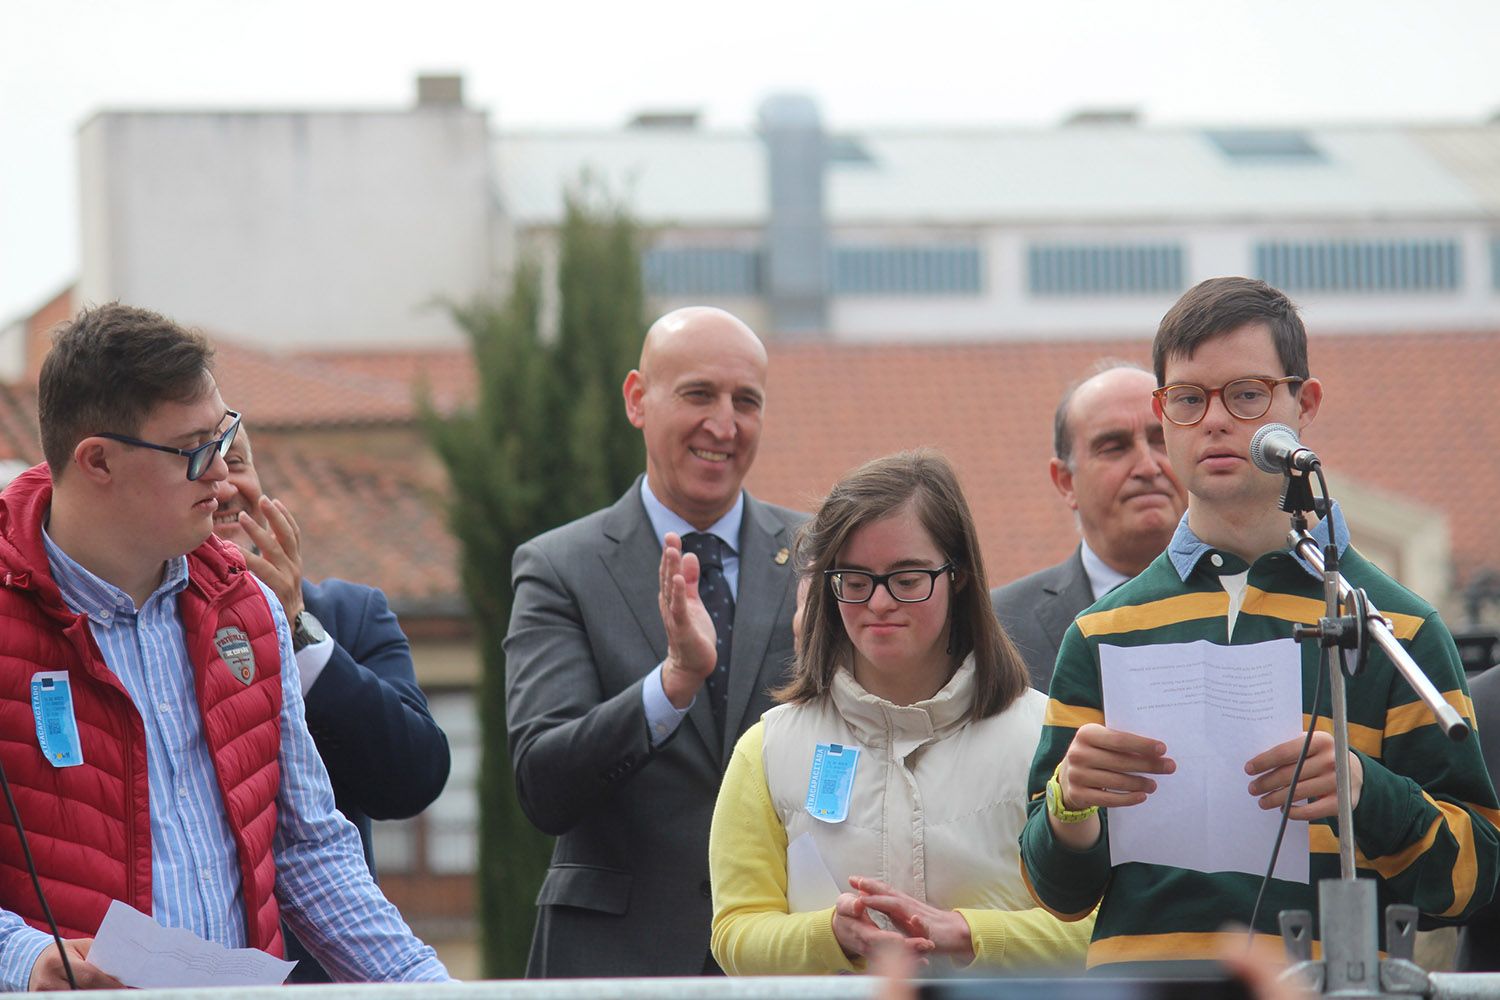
[96, 410, 242, 481]
[1151, 376, 1303, 428]
[824, 562, 954, 604]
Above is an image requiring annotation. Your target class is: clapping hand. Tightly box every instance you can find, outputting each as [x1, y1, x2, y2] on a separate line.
[658, 532, 719, 709]
[236, 495, 305, 621]
[831, 885, 935, 963]
[851, 876, 973, 965]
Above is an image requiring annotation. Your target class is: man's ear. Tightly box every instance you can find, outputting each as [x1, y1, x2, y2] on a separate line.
[70, 438, 114, 486]
[1296, 377, 1323, 432]
[623, 370, 647, 429]
[1049, 457, 1079, 512]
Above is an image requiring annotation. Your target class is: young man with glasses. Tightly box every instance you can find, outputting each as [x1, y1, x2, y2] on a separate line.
[211, 422, 451, 983]
[0, 304, 449, 990]
[1019, 276, 1498, 971]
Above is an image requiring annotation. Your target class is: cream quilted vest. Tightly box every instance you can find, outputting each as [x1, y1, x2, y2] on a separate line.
[761, 659, 1046, 913]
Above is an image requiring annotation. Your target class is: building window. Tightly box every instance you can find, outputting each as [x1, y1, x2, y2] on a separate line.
[1256, 239, 1462, 293]
[1492, 236, 1500, 290]
[372, 689, 478, 876]
[643, 247, 762, 296]
[1205, 130, 1324, 162]
[1028, 243, 1185, 297]
[830, 245, 983, 295]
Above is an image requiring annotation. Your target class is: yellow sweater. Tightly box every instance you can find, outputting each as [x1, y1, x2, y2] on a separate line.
[710, 718, 1094, 975]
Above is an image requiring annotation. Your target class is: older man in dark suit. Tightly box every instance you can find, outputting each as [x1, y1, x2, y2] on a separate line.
[990, 364, 1185, 690]
[504, 307, 803, 977]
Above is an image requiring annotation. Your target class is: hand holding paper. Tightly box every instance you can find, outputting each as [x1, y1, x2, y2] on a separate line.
[86, 900, 296, 989]
[1246, 728, 1363, 820]
[1099, 638, 1310, 882]
[27, 939, 122, 992]
[1060, 723, 1177, 809]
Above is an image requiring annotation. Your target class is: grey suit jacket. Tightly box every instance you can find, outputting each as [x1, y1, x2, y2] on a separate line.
[989, 546, 1094, 693]
[504, 480, 804, 977]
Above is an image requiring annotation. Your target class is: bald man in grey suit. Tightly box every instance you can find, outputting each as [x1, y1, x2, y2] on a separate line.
[505, 308, 803, 977]
[991, 365, 1185, 690]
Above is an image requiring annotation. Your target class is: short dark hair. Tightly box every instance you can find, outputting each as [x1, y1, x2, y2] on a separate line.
[38, 303, 216, 476]
[1053, 359, 1147, 467]
[775, 449, 1029, 721]
[1152, 277, 1308, 385]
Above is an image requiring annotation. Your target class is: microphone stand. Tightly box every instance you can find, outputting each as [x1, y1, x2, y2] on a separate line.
[1273, 468, 1483, 998]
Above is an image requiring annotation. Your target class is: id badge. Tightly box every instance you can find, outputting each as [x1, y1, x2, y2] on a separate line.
[30, 671, 83, 768]
[805, 742, 860, 823]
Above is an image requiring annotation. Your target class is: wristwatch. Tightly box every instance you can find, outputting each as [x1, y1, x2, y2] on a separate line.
[291, 610, 328, 652]
[1046, 762, 1099, 824]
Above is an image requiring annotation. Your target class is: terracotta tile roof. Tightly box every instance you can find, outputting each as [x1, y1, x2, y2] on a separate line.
[1310, 330, 1500, 590]
[748, 332, 1500, 593]
[0, 383, 41, 465]
[297, 349, 476, 416]
[211, 341, 423, 428]
[6, 311, 1500, 612]
[748, 340, 1148, 590]
[227, 432, 462, 611]
[22, 286, 76, 382]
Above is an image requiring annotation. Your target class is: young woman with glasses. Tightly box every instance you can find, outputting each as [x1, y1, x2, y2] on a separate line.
[708, 450, 1092, 974]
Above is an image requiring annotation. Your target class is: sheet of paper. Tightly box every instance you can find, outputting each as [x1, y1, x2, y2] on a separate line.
[87, 899, 297, 988]
[1100, 638, 1309, 882]
[786, 831, 842, 913]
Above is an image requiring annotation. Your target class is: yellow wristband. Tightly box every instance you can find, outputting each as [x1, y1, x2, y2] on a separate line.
[1046, 761, 1099, 824]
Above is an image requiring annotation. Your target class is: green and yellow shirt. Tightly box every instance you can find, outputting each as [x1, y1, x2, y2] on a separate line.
[1019, 510, 1500, 970]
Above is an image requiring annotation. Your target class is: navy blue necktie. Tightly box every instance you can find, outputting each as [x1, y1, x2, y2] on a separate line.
[680, 532, 734, 736]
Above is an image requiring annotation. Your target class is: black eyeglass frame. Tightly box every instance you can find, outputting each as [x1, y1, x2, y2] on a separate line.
[1151, 376, 1304, 428]
[96, 410, 242, 481]
[824, 562, 955, 605]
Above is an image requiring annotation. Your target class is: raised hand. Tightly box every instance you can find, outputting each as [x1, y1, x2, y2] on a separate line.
[658, 532, 719, 708]
[236, 495, 305, 621]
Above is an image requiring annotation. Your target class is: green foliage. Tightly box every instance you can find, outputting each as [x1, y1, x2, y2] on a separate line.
[425, 191, 646, 978]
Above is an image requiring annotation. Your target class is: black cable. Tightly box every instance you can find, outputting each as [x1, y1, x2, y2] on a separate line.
[1246, 652, 1326, 944]
[1246, 466, 1343, 945]
[0, 762, 78, 990]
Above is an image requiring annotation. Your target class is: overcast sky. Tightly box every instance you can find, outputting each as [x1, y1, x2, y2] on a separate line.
[3, 0, 1497, 323]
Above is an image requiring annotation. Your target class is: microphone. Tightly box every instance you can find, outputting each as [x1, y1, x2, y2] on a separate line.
[1249, 422, 1320, 474]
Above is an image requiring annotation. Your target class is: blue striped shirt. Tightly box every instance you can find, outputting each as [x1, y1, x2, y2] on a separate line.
[0, 534, 448, 988]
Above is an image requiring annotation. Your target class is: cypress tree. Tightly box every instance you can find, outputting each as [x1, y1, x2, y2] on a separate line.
[426, 190, 646, 977]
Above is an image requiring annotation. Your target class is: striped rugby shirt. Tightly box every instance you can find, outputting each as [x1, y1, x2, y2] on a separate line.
[1019, 510, 1500, 970]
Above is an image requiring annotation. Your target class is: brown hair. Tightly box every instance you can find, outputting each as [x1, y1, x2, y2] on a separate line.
[775, 449, 1028, 721]
[38, 303, 216, 476]
[1152, 277, 1309, 385]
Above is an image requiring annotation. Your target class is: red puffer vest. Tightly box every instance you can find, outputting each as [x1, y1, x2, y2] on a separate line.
[0, 466, 284, 955]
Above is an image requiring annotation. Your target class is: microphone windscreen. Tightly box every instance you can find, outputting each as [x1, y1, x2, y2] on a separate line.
[1249, 422, 1300, 475]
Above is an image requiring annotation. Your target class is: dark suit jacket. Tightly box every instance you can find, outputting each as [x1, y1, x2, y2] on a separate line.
[1460, 664, 1500, 970]
[504, 481, 803, 977]
[989, 546, 1095, 693]
[283, 578, 452, 983]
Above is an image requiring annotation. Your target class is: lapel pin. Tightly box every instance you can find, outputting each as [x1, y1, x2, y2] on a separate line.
[774, 547, 790, 565]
